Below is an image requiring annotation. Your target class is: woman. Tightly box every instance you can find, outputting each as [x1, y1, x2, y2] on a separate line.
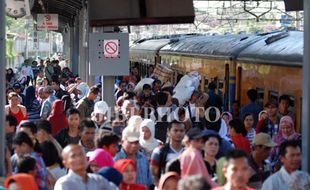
[204, 131, 221, 178]
[158, 172, 180, 190]
[5, 173, 38, 190]
[113, 159, 147, 190]
[5, 92, 27, 125]
[48, 100, 68, 136]
[270, 116, 301, 168]
[24, 86, 41, 122]
[139, 119, 161, 159]
[228, 119, 251, 155]
[88, 148, 114, 173]
[221, 112, 232, 127]
[243, 113, 256, 143]
[6, 68, 16, 87]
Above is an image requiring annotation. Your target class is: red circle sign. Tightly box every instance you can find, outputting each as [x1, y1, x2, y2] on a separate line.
[104, 41, 118, 54]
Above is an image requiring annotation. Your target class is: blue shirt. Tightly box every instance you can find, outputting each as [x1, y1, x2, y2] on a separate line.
[114, 148, 152, 186]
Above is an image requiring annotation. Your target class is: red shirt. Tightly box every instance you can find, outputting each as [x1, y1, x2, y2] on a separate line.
[231, 134, 251, 155]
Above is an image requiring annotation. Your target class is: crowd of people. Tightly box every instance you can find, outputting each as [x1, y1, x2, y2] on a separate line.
[2, 58, 310, 190]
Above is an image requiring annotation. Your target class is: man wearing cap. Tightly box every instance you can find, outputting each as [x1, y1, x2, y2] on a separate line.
[40, 86, 57, 119]
[248, 133, 276, 189]
[13, 83, 25, 105]
[113, 126, 152, 187]
[91, 101, 110, 130]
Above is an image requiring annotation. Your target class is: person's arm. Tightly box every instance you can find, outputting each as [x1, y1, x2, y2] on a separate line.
[150, 147, 161, 186]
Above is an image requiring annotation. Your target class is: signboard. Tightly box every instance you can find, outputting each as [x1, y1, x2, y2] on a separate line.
[37, 14, 58, 31]
[89, 33, 129, 76]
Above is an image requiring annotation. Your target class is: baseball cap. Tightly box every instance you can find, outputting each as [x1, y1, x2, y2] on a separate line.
[94, 101, 109, 115]
[253, 133, 277, 147]
[122, 126, 140, 142]
[186, 128, 205, 140]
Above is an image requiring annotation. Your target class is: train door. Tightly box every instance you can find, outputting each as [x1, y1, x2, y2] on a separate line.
[224, 64, 229, 111]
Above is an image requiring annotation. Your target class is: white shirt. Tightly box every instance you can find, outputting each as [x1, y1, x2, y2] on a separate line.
[261, 166, 292, 190]
[54, 170, 118, 190]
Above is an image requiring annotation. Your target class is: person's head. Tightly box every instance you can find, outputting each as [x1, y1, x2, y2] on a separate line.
[258, 110, 268, 121]
[148, 65, 154, 75]
[113, 159, 136, 185]
[18, 121, 37, 142]
[13, 132, 33, 156]
[232, 100, 240, 111]
[177, 174, 210, 190]
[5, 115, 18, 134]
[8, 92, 21, 107]
[16, 155, 36, 176]
[223, 150, 251, 189]
[5, 173, 39, 190]
[121, 100, 135, 118]
[152, 79, 162, 93]
[203, 130, 221, 158]
[79, 119, 96, 148]
[156, 92, 168, 106]
[87, 86, 100, 101]
[66, 108, 80, 129]
[186, 128, 205, 150]
[97, 167, 123, 187]
[278, 94, 291, 114]
[118, 81, 127, 91]
[279, 140, 301, 173]
[62, 144, 87, 172]
[158, 172, 180, 190]
[142, 84, 152, 97]
[252, 133, 276, 161]
[247, 89, 257, 102]
[51, 80, 60, 91]
[289, 171, 310, 190]
[279, 116, 295, 138]
[40, 141, 62, 167]
[190, 90, 200, 103]
[13, 83, 22, 94]
[228, 119, 247, 137]
[111, 114, 126, 136]
[35, 120, 52, 143]
[243, 113, 254, 131]
[168, 120, 186, 143]
[42, 86, 54, 99]
[37, 69, 44, 77]
[208, 82, 216, 91]
[95, 130, 120, 156]
[139, 119, 155, 141]
[92, 101, 109, 125]
[221, 112, 232, 126]
[121, 126, 140, 156]
[264, 100, 278, 117]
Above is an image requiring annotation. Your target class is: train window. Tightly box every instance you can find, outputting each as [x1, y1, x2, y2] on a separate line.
[268, 90, 279, 102]
[256, 87, 264, 108]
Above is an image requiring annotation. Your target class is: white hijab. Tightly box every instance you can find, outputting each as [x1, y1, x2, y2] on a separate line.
[139, 119, 160, 152]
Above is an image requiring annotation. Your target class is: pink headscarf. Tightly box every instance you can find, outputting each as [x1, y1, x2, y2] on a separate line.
[274, 116, 300, 144]
[88, 148, 114, 168]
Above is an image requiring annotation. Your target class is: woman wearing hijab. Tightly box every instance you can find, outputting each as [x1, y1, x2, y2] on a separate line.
[113, 159, 147, 190]
[139, 119, 161, 159]
[48, 100, 68, 136]
[270, 116, 301, 170]
[24, 86, 41, 122]
[5, 173, 38, 190]
[158, 172, 180, 190]
[88, 148, 114, 173]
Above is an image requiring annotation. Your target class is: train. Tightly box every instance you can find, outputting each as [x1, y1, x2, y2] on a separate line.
[129, 30, 303, 130]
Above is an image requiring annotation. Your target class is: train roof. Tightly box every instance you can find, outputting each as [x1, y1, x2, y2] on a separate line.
[159, 33, 265, 59]
[237, 31, 303, 67]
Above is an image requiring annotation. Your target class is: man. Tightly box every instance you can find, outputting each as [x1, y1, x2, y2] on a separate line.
[91, 100, 110, 129]
[51, 79, 67, 99]
[212, 149, 254, 190]
[206, 82, 223, 112]
[240, 89, 262, 126]
[40, 86, 57, 119]
[277, 94, 295, 123]
[248, 133, 276, 189]
[150, 120, 185, 185]
[55, 108, 81, 148]
[113, 125, 152, 187]
[261, 140, 301, 190]
[76, 85, 100, 120]
[13, 83, 25, 105]
[5, 115, 18, 154]
[35, 119, 63, 156]
[54, 144, 116, 190]
[79, 118, 96, 154]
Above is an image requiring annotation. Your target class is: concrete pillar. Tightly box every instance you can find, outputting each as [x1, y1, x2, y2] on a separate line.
[70, 16, 79, 76]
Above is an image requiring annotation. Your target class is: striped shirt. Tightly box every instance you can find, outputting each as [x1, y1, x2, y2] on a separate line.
[247, 128, 256, 144]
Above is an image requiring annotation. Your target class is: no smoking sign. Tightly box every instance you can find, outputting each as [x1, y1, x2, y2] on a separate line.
[103, 39, 120, 58]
